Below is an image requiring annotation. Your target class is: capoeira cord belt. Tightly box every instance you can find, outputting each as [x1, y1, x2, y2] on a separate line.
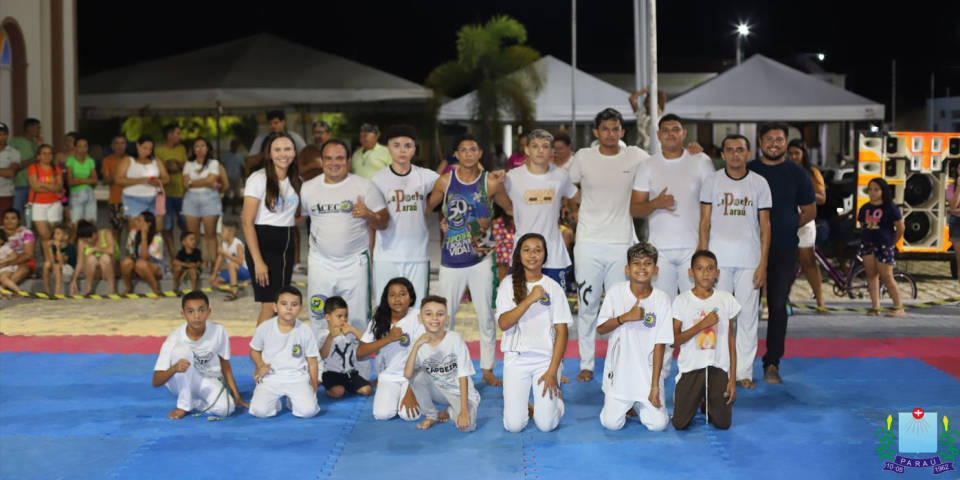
[192, 376, 231, 422]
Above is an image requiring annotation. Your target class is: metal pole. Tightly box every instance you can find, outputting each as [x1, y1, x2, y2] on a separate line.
[891, 59, 896, 130]
[571, 0, 577, 146]
[634, 0, 643, 92]
[648, 0, 659, 154]
[736, 35, 742, 66]
[215, 101, 222, 158]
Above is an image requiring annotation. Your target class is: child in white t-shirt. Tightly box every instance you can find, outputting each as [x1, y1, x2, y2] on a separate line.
[318, 296, 372, 398]
[248, 286, 321, 419]
[404, 295, 481, 432]
[671, 250, 741, 430]
[152, 291, 247, 420]
[209, 221, 249, 301]
[597, 243, 674, 431]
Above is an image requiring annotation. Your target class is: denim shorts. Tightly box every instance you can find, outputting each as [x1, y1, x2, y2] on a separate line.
[949, 215, 960, 240]
[69, 188, 97, 222]
[163, 197, 185, 231]
[123, 194, 156, 218]
[182, 189, 223, 217]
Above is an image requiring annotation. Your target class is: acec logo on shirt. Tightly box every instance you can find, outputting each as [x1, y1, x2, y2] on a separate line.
[539, 292, 552, 306]
[642, 311, 657, 328]
[292, 343, 303, 359]
[311, 199, 354, 215]
[716, 193, 754, 216]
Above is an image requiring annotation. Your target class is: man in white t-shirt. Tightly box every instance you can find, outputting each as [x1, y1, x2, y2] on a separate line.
[505, 129, 580, 290]
[301, 140, 388, 372]
[245, 110, 307, 174]
[371, 125, 440, 300]
[630, 114, 714, 380]
[698, 134, 771, 389]
[568, 108, 649, 382]
[0, 123, 22, 212]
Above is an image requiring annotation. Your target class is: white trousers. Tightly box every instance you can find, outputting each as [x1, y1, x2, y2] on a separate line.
[372, 378, 421, 421]
[248, 379, 320, 419]
[410, 370, 478, 432]
[502, 353, 564, 433]
[574, 242, 630, 372]
[716, 266, 760, 382]
[374, 260, 430, 302]
[439, 255, 496, 370]
[308, 250, 372, 379]
[653, 247, 696, 381]
[599, 395, 669, 432]
[164, 345, 234, 417]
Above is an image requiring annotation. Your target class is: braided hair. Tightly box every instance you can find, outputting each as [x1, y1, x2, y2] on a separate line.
[511, 233, 548, 305]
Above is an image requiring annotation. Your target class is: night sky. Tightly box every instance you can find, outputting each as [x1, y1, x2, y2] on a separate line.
[78, 0, 960, 115]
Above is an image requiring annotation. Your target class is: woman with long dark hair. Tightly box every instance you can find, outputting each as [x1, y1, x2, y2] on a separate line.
[787, 140, 827, 312]
[182, 137, 222, 267]
[242, 133, 302, 323]
[495, 233, 570, 433]
[120, 211, 164, 295]
[116, 135, 169, 233]
[26, 145, 63, 245]
[357, 277, 423, 422]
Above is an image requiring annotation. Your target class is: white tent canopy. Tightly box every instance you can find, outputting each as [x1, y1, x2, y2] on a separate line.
[667, 55, 884, 122]
[438, 55, 634, 123]
[79, 34, 431, 117]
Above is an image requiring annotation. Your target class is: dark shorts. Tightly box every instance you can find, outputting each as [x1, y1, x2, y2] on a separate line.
[322, 370, 370, 394]
[948, 215, 960, 240]
[246, 224, 295, 302]
[108, 203, 125, 230]
[859, 242, 896, 265]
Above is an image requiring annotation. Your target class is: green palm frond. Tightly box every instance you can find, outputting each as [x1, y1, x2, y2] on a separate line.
[484, 15, 528, 46]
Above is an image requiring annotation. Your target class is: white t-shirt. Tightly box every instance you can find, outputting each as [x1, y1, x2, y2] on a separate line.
[632, 150, 714, 250]
[371, 165, 440, 263]
[301, 174, 387, 261]
[414, 331, 480, 405]
[249, 318, 320, 384]
[505, 164, 579, 269]
[221, 237, 247, 269]
[317, 329, 360, 374]
[672, 289, 741, 376]
[568, 145, 648, 244]
[243, 169, 300, 227]
[248, 132, 307, 156]
[598, 283, 674, 402]
[0, 145, 21, 197]
[361, 308, 424, 383]
[496, 275, 572, 357]
[182, 159, 221, 194]
[154, 322, 231, 379]
[700, 170, 772, 268]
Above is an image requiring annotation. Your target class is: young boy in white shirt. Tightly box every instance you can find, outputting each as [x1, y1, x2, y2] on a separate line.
[596, 243, 674, 431]
[248, 286, 321, 419]
[152, 291, 247, 420]
[671, 250, 740, 430]
[318, 296, 372, 399]
[404, 295, 480, 432]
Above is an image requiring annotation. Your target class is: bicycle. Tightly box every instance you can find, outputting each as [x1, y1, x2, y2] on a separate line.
[795, 246, 918, 301]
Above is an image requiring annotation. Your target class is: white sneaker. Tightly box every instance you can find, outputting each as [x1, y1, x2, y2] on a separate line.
[293, 263, 307, 274]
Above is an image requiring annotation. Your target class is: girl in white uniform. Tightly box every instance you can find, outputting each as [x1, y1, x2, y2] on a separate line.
[359, 277, 424, 421]
[496, 233, 570, 433]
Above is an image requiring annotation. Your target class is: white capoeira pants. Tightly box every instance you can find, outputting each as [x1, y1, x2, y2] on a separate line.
[574, 242, 630, 372]
[439, 255, 496, 370]
[410, 370, 478, 432]
[372, 377, 421, 421]
[164, 344, 234, 417]
[502, 352, 564, 433]
[716, 266, 760, 382]
[599, 394, 669, 431]
[308, 249, 372, 379]
[374, 260, 429, 302]
[652, 247, 696, 381]
[248, 379, 320, 419]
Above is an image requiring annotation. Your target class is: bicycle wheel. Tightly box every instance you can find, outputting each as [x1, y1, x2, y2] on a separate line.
[848, 267, 870, 300]
[885, 272, 918, 300]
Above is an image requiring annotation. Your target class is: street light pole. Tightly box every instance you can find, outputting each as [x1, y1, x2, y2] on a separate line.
[736, 24, 749, 65]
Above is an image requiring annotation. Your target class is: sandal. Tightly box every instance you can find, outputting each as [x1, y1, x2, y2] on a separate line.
[866, 308, 881, 317]
[815, 306, 830, 314]
[223, 286, 242, 302]
[885, 307, 906, 317]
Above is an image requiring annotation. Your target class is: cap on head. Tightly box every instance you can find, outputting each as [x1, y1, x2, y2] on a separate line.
[0, 122, 8, 133]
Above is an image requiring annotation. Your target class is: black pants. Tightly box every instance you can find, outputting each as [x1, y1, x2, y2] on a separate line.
[762, 247, 798, 369]
[672, 367, 732, 430]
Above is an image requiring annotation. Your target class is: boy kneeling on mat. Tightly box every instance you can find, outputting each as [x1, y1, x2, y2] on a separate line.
[404, 296, 480, 432]
[152, 291, 247, 420]
[671, 250, 740, 430]
[318, 296, 372, 399]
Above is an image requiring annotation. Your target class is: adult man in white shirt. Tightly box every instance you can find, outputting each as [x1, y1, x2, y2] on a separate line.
[371, 124, 440, 300]
[245, 110, 307, 174]
[0, 123, 22, 213]
[698, 134, 771, 389]
[630, 113, 714, 379]
[568, 108, 649, 382]
[301, 139, 389, 380]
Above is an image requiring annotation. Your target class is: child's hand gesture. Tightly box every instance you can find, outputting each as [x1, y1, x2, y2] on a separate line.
[386, 326, 404, 343]
[624, 298, 645, 323]
[701, 311, 720, 329]
[171, 359, 190, 374]
[537, 372, 561, 400]
[254, 363, 271, 382]
[414, 333, 432, 347]
[648, 385, 662, 408]
[725, 380, 737, 405]
[526, 285, 546, 305]
[456, 410, 471, 431]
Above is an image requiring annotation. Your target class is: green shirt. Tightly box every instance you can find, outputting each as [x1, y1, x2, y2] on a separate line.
[9, 136, 38, 188]
[351, 143, 393, 179]
[65, 156, 96, 193]
[155, 144, 187, 198]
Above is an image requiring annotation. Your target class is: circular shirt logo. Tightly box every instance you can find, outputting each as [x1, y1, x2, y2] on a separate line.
[292, 344, 303, 358]
[539, 292, 552, 306]
[642, 311, 657, 328]
[399, 332, 411, 347]
[446, 195, 469, 229]
[310, 295, 327, 315]
[340, 200, 354, 213]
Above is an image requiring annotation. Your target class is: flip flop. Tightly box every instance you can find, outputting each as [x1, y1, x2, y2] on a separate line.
[815, 306, 830, 314]
[885, 308, 906, 317]
[866, 308, 880, 317]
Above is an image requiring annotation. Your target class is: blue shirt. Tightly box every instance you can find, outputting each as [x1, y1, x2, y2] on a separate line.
[858, 202, 902, 247]
[747, 159, 815, 249]
[220, 151, 245, 180]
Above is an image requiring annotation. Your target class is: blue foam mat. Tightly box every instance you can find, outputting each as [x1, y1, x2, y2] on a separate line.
[1, 353, 958, 479]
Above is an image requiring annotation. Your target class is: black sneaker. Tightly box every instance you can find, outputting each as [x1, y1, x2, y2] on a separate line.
[764, 365, 782, 384]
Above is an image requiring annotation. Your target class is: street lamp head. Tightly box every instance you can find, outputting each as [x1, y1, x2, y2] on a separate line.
[817, 53, 825, 61]
[737, 24, 750, 36]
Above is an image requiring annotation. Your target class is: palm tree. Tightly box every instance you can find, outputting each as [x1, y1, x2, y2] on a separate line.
[427, 15, 544, 168]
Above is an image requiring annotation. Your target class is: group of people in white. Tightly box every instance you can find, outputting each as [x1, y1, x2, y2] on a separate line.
[151, 107, 849, 433]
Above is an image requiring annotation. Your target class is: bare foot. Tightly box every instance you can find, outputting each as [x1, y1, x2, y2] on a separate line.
[168, 408, 188, 420]
[437, 410, 451, 423]
[528, 402, 534, 419]
[560, 375, 571, 384]
[739, 379, 756, 389]
[417, 418, 438, 430]
[482, 369, 503, 387]
[626, 408, 638, 418]
[576, 369, 593, 382]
